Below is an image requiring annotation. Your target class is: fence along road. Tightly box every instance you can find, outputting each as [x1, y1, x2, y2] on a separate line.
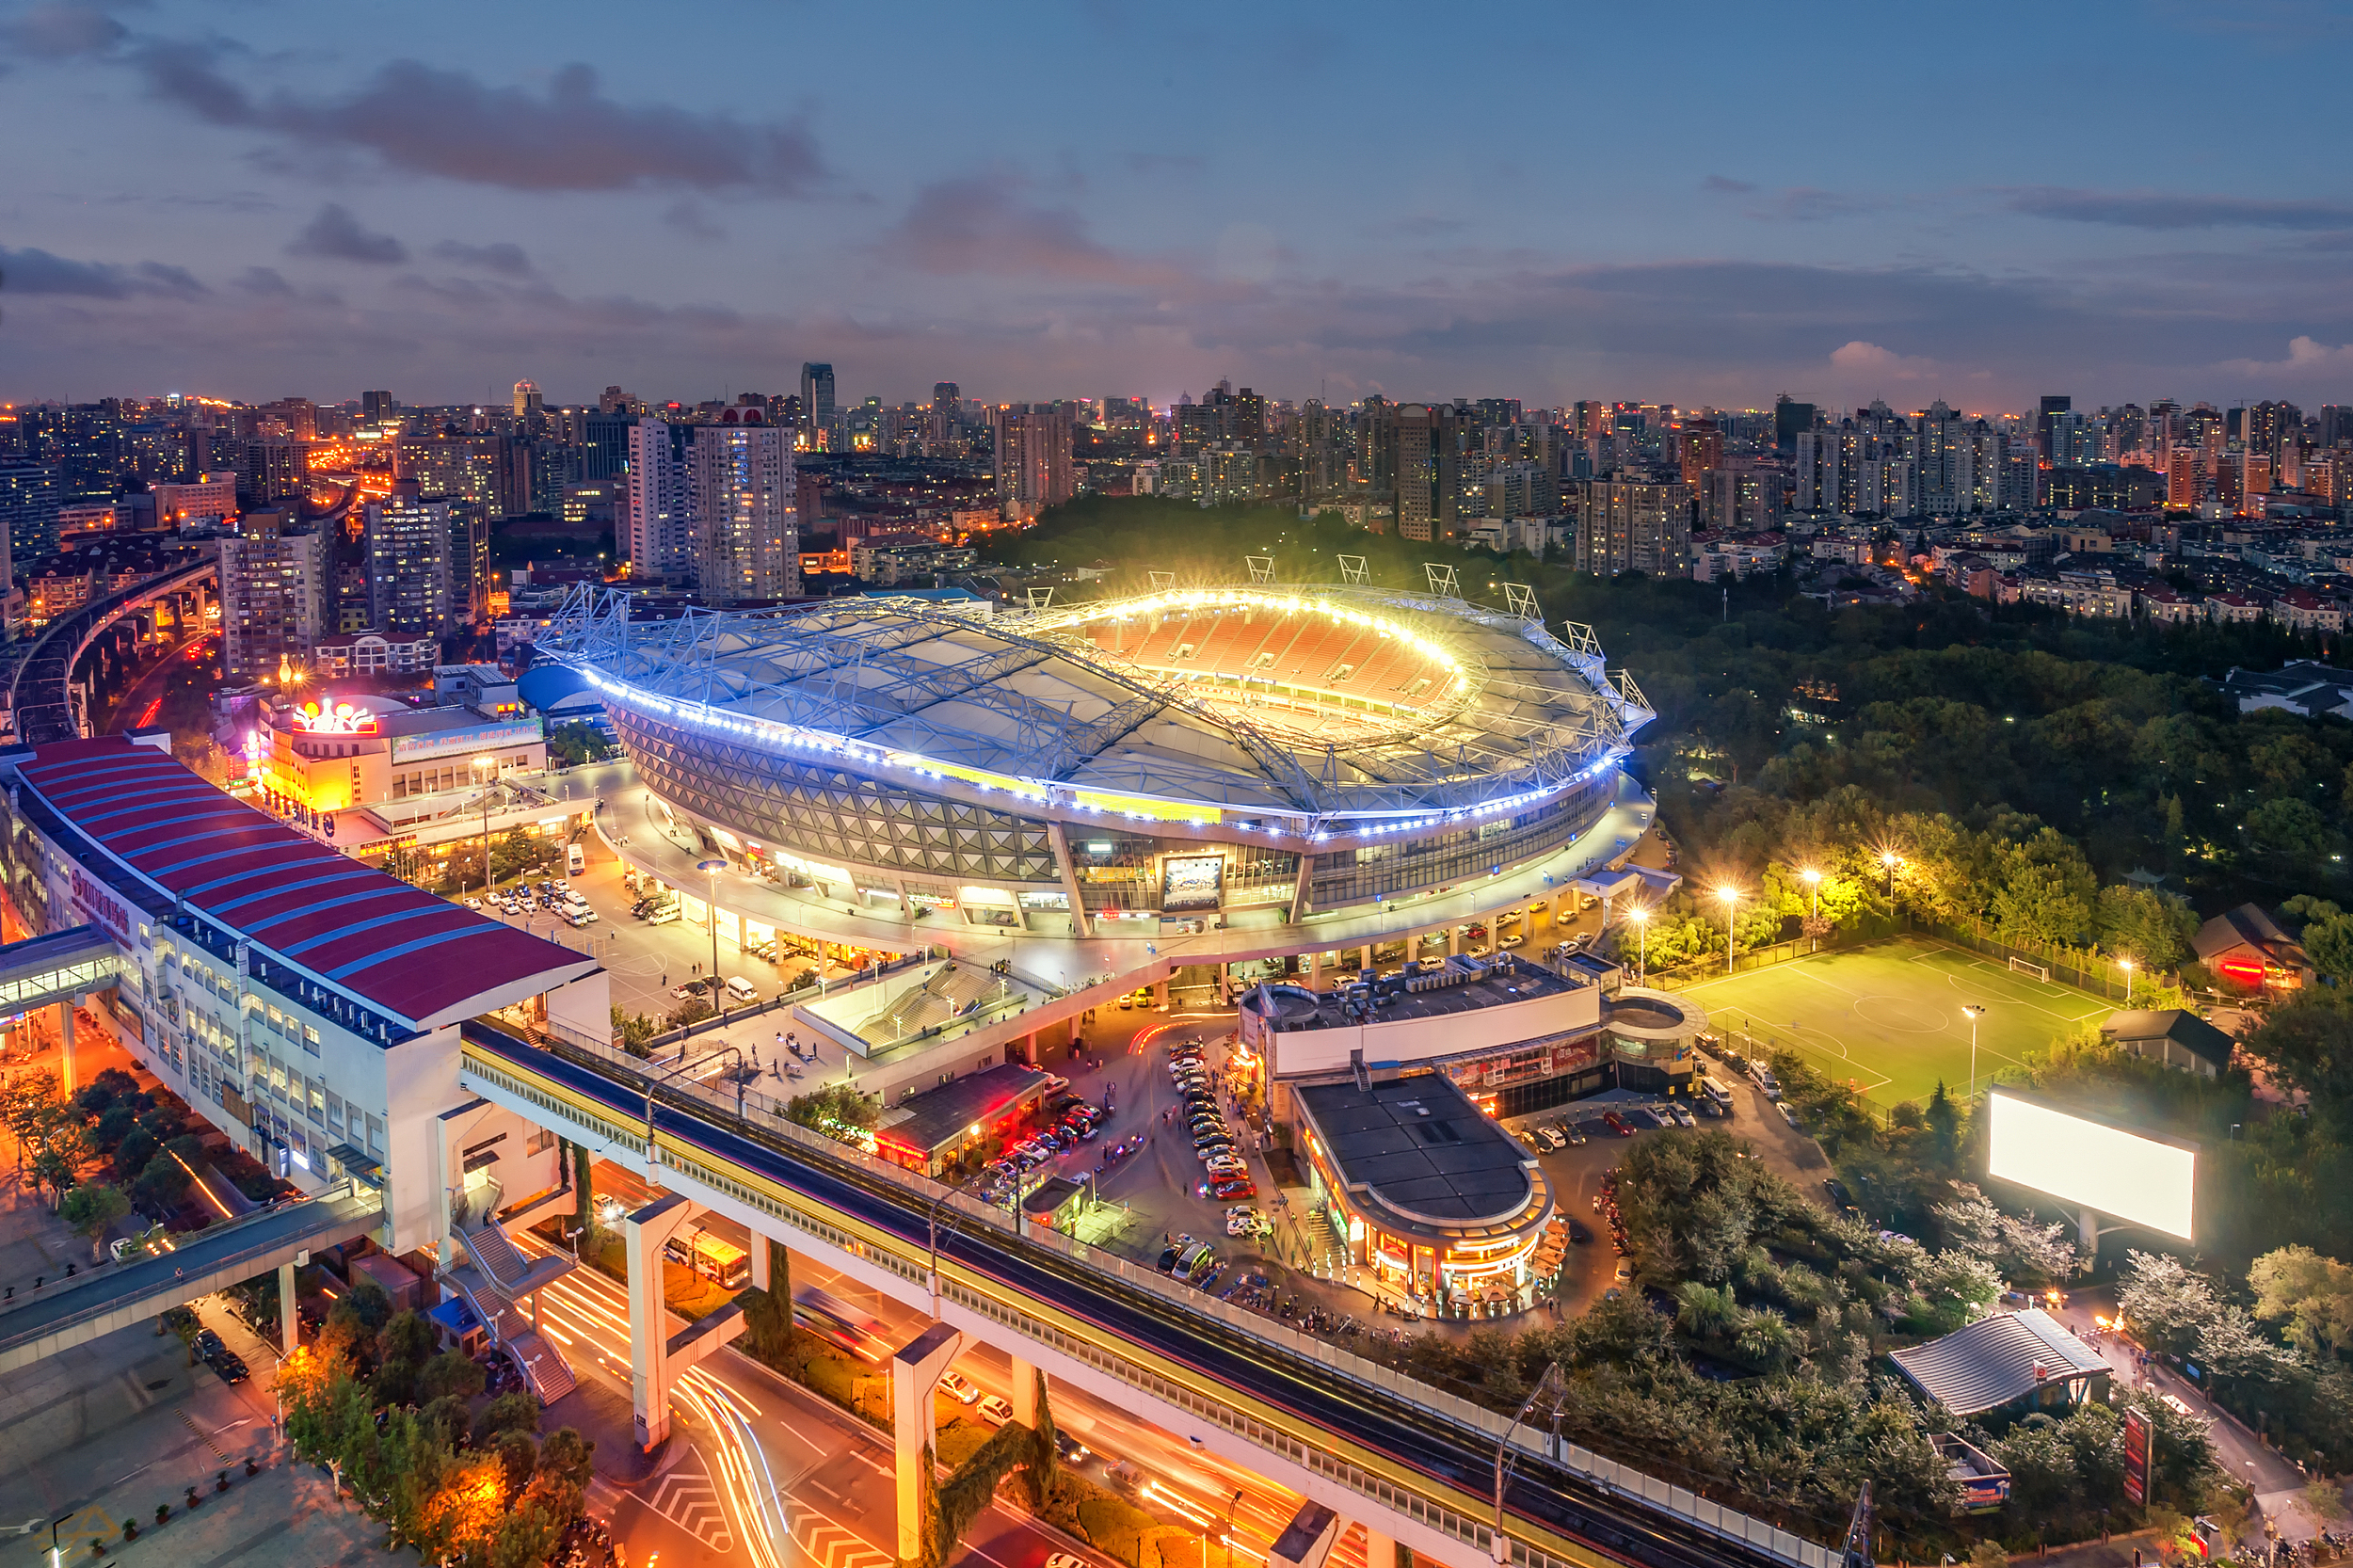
[460, 1019, 1842, 1568]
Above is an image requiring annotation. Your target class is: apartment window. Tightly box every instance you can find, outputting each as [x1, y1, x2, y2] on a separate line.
[524, 1128, 554, 1155]
[308, 1080, 326, 1121]
[365, 1112, 384, 1155]
[302, 1024, 321, 1053]
[327, 1091, 344, 1135]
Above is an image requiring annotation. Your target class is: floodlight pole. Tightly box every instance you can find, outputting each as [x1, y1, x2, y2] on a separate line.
[1962, 1005, 1984, 1102]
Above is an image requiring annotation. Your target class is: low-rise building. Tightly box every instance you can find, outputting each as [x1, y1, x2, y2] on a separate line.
[311, 630, 441, 680]
[2192, 903, 2312, 990]
[2099, 1009, 2234, 1080]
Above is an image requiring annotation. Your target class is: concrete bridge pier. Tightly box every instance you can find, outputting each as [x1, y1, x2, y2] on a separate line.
[892, 1321, 965, 1561]
[624, 1192, 693, 1451]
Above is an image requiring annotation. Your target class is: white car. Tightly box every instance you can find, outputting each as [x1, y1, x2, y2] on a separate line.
[978, 1395, 1014, 1426]
[939, 1370, 981, 1404]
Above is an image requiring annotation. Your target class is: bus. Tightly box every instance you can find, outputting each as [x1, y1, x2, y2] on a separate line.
[794, 1286, 888, 1361]
[663, 1228, 751, 1290]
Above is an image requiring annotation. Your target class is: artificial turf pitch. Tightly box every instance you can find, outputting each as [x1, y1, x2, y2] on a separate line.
[1672, 936, 2115, 1112]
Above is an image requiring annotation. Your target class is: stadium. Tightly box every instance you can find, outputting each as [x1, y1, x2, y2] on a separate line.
[544, 579, 1657, 986]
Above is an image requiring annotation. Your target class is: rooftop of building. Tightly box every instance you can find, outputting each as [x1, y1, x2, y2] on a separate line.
[6, 737, 595, 1031]
[1888, 1308, 2108, 1417]
[874, 1060, 1050, 1159]
[1241, 953, 1575, 1033]
[1293, 1072, 1542, 1238]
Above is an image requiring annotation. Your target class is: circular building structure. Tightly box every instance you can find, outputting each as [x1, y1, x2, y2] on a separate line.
[545, 582, 1653, 959]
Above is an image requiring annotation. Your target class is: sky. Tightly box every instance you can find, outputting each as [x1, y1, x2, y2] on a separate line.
[4, 1, 2353, 415]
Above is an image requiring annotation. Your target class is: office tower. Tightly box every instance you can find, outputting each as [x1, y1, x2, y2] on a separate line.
[799, 363, 836, 448]
[2036, 394, 2072, 457]
[930, 382, 961, 452]
[1393, 404, 1461, 542]
[217, 509, 332, 679]
[576, 411, 632, 483]
[0, 463, 61, 577]
[1574, 479, 1691, 576]
[1772, 394, 1815, 455]
[57, 404, 124, 503]
[990, 406, 1075, 521]
[364, 480, 456, 636]
[598, 386, 635, 415]
[361, 391, 394, 424]
[2321, 407, 2353, 447]
[513, 380, 544, 418]
[448, 502, 491, 626]
[691, 411, 797, 604]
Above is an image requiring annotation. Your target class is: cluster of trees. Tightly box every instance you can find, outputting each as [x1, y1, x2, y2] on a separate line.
[278, 1277, 597, 1568]
[2118, 1248, 2353, 1475]
[0, 1067, 245, 1227]
[785, 1082, 881, 1139]
[546, 723, 613, 768]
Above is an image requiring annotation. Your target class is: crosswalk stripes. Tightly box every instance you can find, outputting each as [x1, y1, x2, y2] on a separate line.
[643, 1449, 735, 1551]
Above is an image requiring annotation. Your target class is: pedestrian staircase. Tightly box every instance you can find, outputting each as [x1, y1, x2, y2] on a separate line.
[442, 1263, 579, 1408]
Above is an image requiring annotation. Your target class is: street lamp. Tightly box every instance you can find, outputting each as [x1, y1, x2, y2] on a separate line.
[1962, 1004, 1985, 1101]
[1627, 905, 1649, 985]
[1881, 851, 1900, 901]
[2120, 957, 2135, 1005]
[1801, 868, 1821, 920]
[1715, 886, 1739, 975]
[695, 857, 727, 1010]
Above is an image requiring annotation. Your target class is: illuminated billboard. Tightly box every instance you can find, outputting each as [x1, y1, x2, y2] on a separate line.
[1161, 855, 1224, 912]
[1987, 1090, 2195, 1240]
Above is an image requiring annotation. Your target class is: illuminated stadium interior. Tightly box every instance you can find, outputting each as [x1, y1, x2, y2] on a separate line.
[547, 582, 1653, 933]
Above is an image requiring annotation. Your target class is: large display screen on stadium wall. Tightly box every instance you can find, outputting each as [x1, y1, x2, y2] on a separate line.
[1987, 1091, 2196, 1240]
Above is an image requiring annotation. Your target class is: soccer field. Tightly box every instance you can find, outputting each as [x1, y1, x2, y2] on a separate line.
[1672, 936, 2114, 1112]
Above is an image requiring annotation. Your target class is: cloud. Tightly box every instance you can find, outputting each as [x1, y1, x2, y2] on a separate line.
[4, 1, 127, 58]
[2008, 186, 2353, 230]
[0, 244, 202, 298]
[880, 171, 1184, 286]
[133, 48, 826, 195]
[432, 239, 534, 277]
[1701, 174, 1756, 194]
[231, 265, 294, 296]
[662, 199, 726, 241]
[2217, 334, 2353, 375]
[286, 203, 407, 264]
[1828, 339, 1939, 380]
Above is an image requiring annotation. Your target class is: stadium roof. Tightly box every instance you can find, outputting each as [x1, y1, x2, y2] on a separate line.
[9, 738, 597, 1031]
[547, 583, 1651, 824]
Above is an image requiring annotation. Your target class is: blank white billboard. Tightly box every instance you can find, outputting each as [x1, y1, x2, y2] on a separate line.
[1987, 1091, 2195, 1240]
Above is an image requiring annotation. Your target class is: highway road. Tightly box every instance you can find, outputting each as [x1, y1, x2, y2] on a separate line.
[472, 1023, 1821, 1568]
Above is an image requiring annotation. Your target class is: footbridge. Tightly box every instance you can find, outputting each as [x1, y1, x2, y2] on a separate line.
[458, 1021, 1840, 1568]
[0, 923, 122, 1013]
[0, 1181, 383, 1373]
[8, 555, 216, 744]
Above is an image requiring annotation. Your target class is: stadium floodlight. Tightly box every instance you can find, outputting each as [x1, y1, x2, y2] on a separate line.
[1715, 886, 1738, 973]
[1148, 570, 1176, 592]
[1988, 1088, 2197, 1245]
[1961, 1004, 1984, 1101]
[1425, 563, 1460, 600]
[1336, 554, 1369, 586]
[1026, 585, 1055, 610]
[1502, 582, 1540, 622]
[1244, 555, 1275, 584]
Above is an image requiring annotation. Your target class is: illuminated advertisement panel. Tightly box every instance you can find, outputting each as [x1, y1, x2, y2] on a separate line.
[1161, 855, 1224, 912]
[1987, 1090, 2195, 1240]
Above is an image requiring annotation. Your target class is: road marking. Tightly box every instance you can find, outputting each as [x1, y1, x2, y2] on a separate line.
[642, 1448, 735, 1551]
[178, 1404, 232, 1463]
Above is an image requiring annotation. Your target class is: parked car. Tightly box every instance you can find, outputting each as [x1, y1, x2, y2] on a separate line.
[1823, 1178, 1858, 1215]
[1748, 1060, 1782, 1098]
[940, 1371, 982, 1403]
[1209, 1176, 1257, 1201]
[1668, 1102, 1696, 1127]
[1158, 1237, 1193, 1272]
[1600, 1112, 1634, 1136]
[1535, 1124, 1566, 1151]
[1566, 1219, 1592, 1244]
[978, 1395, 1015, 1426]
[1777, 1101, 1801, 1129]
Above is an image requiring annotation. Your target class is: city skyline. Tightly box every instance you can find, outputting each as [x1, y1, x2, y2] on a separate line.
[1, 1, 2351, 409]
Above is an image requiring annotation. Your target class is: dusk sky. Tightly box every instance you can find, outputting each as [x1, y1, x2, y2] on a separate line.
[5, 1, 2352, 414]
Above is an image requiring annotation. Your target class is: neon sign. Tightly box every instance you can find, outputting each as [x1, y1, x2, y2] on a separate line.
[293, 701, 379, 736]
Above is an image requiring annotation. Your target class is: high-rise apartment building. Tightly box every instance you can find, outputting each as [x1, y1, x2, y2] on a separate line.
[1575, 480, 1691, 576]
[691, 412, 797, 604]
[2168, 446, 2204, 508]
[0, 463, 62, 568]
[1678, 420, 1722, 487]
[240, 440, 312, 505]
[1697, 466, 1782, 533]
[364, 481, 455, 638]
[625, 419, 695, 582]
[1392, 404, 1460, 542]
[217, 509, 332, 680]
[395, 433, 531, 519]
[990, 407, 1075, 521]
[799, 363, 836, 449]
[152, 472, 240, 526]
[930, 383, 961, 453]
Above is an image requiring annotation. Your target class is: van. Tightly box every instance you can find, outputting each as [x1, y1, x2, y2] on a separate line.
[564, 907, 597, 928]
[567, 841, 585, 875]
[645, 903, 680, 926]
[725, 975, 759, 1004]
[1700, 1077, 1734, 1109]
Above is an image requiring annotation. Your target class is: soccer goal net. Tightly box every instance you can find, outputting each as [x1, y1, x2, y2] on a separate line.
[2007, 954, 2051, 983]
